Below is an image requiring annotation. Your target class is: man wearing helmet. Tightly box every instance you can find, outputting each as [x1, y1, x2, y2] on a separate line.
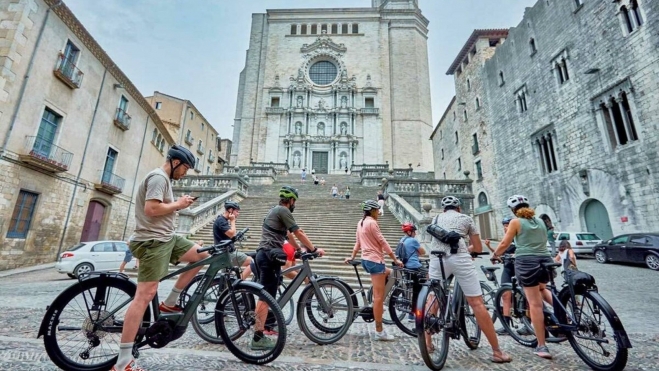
[427, 196, 512, 363]
[113, 145, 207, 371]
[212, 201, 252, 280]
[252, 186, 325, 350]
[399, 222, 426, 322]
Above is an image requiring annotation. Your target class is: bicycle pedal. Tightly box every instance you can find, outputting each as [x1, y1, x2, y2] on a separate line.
[546, 335, 568, 343]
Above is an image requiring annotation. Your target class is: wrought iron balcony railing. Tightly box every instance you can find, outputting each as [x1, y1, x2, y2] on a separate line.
[53, 53, 84, 89]
[19, 136, 73, 173]
[114, 108, 131, 131]
[95, 171, 125, 195]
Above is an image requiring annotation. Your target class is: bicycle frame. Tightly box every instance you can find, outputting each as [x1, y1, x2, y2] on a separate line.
[276, 255, 333, 311]
[349, 261, 398, 307]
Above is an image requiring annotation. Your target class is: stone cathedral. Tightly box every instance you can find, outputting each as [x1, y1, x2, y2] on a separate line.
[230, 0, 434, 174]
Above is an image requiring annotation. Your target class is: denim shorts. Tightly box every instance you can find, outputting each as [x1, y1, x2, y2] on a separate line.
[362, 259, 386, 274]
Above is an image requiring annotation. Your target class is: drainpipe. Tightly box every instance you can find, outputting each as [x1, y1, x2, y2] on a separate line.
[179, 103, 189, 144]
[0, 0, 63, 156]
[122, 115, 150, 240]
[55, 67, 108, 258]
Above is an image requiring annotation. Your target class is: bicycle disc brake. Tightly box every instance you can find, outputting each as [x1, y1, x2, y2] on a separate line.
[145, 319, 175, 348]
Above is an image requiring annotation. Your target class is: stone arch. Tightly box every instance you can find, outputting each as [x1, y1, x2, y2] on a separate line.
[477, 192, 488, 208]
[579, 198, 614, 240]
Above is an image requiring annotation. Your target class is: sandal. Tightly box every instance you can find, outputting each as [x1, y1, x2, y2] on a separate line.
[491, 350, 512, 363]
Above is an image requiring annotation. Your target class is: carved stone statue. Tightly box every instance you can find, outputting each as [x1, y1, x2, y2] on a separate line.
[339, 153, 347, 169]
[341, 96, 348, 108]
[341, 69, 347, 79]
[297, 68, 304, 80]
[295, 122, 302, 135]
[340, 122, 348, 135]
[317, 122, 325, 136]
[318, 98, 326, 110]
[296, 96, 303, 108]
[293, 152, 301, 168]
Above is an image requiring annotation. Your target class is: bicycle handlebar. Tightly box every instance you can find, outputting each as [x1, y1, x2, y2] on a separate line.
[197, 227, 250, 254]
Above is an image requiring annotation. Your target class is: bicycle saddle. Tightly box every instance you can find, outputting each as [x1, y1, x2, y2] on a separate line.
[245, 251, 257, 259]
[347, 259, 362, 266]
[481, 266, 500, 272]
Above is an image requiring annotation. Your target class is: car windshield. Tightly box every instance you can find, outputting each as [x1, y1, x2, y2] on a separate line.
[577, 233, 600, 240]
[66, 243, 86, 251]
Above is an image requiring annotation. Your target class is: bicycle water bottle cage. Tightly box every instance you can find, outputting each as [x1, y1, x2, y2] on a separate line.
[78, 271, 130, 282]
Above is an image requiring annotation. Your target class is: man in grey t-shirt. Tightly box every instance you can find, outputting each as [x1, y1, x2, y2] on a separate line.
[113, 145, 205, 371]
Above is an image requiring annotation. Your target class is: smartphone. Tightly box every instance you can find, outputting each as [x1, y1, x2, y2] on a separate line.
[191, 196, 199, 201]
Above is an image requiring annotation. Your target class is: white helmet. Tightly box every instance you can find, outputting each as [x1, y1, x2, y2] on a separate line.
[441, 196, 461, 208]
[507, 195, 529, 209]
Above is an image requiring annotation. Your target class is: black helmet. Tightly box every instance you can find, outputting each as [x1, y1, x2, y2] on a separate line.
[224, 201, 240, 211]
[167, 145, 195, 168]
[279, 186, 299, 200]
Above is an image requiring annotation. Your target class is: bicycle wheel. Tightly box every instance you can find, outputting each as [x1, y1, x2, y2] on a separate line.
[388, 286, 415, 337]
[41, 277, 150, 371]
[367, 285, 399, 325]
[480, 281, 497, 324]
[416, 284, 450, 371]
[460, 294, 481, 349]
[560, 290, 629, 371]
[279, 283, 294, 326]
[188, 277, 229, 344]
[298, 279, 353, 345]
[215, 283, 285, 365]
[494, 285, 537, 348]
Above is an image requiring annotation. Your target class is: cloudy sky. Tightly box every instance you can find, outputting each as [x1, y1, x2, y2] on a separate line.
[64, 0, 537, 139]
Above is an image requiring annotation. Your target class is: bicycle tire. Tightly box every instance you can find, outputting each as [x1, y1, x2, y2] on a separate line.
[559, 290, 628, 371]
[460, 293, 481, 349]
[279, 283, 294, 326]
[416, 284, 450, 371]
[41, 277, 150, 371]
[480, 281, 497, 324]
[388, 287, 416, 337]
[494, 285, 537, 348]
[367, 285, 396, 325]
[215, 283, 285, 365]
[297, 279, 353, 345]
[188, 276, 230, 344]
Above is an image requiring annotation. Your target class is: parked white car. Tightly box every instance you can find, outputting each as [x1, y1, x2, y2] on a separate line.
[55, 240, 135, 278]
[551, 232, 603, 255]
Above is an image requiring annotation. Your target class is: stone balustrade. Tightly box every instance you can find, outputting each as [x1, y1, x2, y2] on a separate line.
[393, 168, 413, 178]
[250, 162, 289, 175]
[176, 190, 246, 235]
[386, 193, 434, 245]
[383, 178, 475, 215]
[224, 166, 277, 185]
[172, 174, 248, 203]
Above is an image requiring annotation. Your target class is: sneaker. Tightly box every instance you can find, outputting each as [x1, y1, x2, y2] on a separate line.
[250, 336, 277, 350]
[495, 327, 508, 335]
[159, 302, 183, 313]
[374, 329, 395, 341]
[517, 325, 534, 336]
[111, 360, 146, 371]
[534, 345, 553, 359]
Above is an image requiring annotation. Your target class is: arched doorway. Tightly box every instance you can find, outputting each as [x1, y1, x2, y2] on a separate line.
[584, 199, 613, 241]
[475, 192, 494, 240]
[81, 201, 105, 242]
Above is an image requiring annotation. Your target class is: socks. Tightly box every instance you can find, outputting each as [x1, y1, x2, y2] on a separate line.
[115, 342, 134, 370]
[163, 287, 182, 307]
[253, 331, 264, 342]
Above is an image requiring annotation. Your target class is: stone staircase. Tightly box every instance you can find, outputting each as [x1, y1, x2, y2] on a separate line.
[191, 175, 402, 288]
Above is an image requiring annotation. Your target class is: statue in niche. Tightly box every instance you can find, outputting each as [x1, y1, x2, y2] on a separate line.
[295, 122, 302, 135]
[318, 98, 326, 110]
[297, 68, 304, 80]
[317, 122, 325, 136]
[293, 152, 301, 168]
[341, 69, 348, 79]
[340, 122, 348, 135]
[296, 96, 303, 108]
[339, 153, 347, 169]
[341, 96, 348, 108]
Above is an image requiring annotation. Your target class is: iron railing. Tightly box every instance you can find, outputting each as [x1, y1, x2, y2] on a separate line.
[24, 136, 73, 170]
[114, 108, 131, 130]
[54, 53, 84, 88]
[100, 171, 125, 192]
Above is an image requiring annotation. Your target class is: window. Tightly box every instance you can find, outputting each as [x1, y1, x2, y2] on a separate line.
[554, 57, 570, 85]
[611, 235, 629, 244]
[352, 23, 359, 34]
[631, 0, 643, 27]
[498, 71, 505, 86]
[207, 166, 210, 174]
[440, 130, 442, 139]
[159, 139, 164, 152]
[475, 97, 480, 110]
[311, 24, 317, 34]
[7, 190, 38, 238]
[472, 133, 479, 154]
[271, 97, 280, 107]
[467, 79, 471, 91]
[290, 24, 297, 35]
[190, 111, 194, 120]
[34, 108, 61, 157]
[63, 40, 80, 64]
[455, 131, 459, 144]
[558, 233, 570, 241]
[574, 0, 582, 7]
[441, 149, 444, 160]
[341, 24, 348, 34]
[457, 157, 462, 171]
[186, 129, 192, 140]
[475, 160, 483, 180]
[321, 24, 327, 34]
[598, 91, 639, 148]
[478, 192, 488, 207]
[621, 6, 633, 33]
[516, 87, 528, 113]
[534, 131, 559, 174]
[151, 128, 157, 142]
[443, 172, 446, 179]
[365, 98, 374, 108]
[529, 38, 537, 54]
[620, 1, 643, 34]
[102, 147, 118, 183]
[463, 110, 468, 121]
[308, 61, 337, 85]
[301, 24, 308, 34]
[91, 243, 114, 252]
[201, 122, 205, 131]
[331, 24, 338, 34]
[155, 102, 162, 110]
[453, 112, 456, 121]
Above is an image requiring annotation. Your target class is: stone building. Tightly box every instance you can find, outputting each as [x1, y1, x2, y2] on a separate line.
[145, 91, 222, 175]
[216, 138, 232, 173]
[431, 29, 508, 239]
[231, 0, 434, 174]
[0, 0, 173, 269]
[482, 0, 658, 240]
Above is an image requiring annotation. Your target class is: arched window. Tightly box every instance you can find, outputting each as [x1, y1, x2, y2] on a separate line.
[475, 97, 480, 110]
[290, 24, 297, 35]
[631, 0, 643, 26]
[621, 6, 633, 33]
[152, 128, 157, 142]
[499, 71, 505, 86]
[467, 79, 471, 91]
[478, 192, 488, 207]
[156, 133, 162, 148]
[529, 38, 537, 54]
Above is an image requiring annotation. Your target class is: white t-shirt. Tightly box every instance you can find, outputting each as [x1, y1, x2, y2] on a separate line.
[331, 186, 338, 194]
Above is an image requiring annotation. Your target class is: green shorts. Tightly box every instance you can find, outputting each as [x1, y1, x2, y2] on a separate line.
[230, 251, 249, 267]
[130, 235, 195, 282]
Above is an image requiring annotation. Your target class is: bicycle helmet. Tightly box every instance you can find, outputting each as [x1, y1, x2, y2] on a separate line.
[441, 196, 461, 208]
[402, 222, 417, 233]
[361, 200, 381, 211]
[506, 195, 529, 209]
[224, 201, 240, 211]
[502, 217, 513, 225]
[279, 186, 299, 200]
[166, 144, 195, 179]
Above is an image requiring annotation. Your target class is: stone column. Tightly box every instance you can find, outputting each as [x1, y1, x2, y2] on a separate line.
[616, 92, 634, 142]
[606, 100, 622, 145]
[545, 134, 556, 171]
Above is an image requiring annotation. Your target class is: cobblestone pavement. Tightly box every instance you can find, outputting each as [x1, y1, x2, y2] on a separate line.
[0, 257, 657, 370]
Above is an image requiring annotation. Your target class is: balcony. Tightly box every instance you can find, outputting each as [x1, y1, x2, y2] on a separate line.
[114, 108, 131, 131]
[207, 154, 215, 163]
[53, 53, 84, 89]
[360, 108, 379, 115]
[94, 171, 125, 195]
[196, 144, 204, 155]
[184, 135, 194, 146]
[19, 136, 73, 173]
[265, 107, 286, 114]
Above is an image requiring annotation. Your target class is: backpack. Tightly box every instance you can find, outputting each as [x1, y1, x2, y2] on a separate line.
[395, 236, 413, 264]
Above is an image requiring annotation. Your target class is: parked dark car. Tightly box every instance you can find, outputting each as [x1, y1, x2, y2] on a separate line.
[593, 233, 659, 271]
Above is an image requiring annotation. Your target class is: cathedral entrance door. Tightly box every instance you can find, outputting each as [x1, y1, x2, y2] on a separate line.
[312, 151, 329, 174]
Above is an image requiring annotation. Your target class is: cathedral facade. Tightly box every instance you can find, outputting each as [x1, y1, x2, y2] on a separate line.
[231, 0, 434, 173]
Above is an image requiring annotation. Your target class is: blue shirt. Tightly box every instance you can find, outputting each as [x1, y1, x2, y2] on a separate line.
[400, 236, 422, 269]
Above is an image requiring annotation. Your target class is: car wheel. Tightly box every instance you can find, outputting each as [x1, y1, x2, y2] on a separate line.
[645, 254, 659, 271]
[74, 263, 94, 277]
[594, 250, 607, 264]
[66, 273, 76, 279]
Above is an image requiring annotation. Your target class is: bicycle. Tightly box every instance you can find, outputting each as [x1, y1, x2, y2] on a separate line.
[493, 255, 631, 371]
[38, 228, 288, 370]
[416, 251, 489, 371]
[479, 263, 502, 324]
[344, 259, 402, 326]
[387, 263, 429, 337]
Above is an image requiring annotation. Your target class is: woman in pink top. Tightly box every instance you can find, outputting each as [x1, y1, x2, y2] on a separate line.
[345, 200, 402, 341]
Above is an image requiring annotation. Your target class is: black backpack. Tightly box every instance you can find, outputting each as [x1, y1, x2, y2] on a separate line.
[395, 236, 414, 264]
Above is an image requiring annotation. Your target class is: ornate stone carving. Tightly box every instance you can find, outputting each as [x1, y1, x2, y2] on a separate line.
[300, 35, 347, 54]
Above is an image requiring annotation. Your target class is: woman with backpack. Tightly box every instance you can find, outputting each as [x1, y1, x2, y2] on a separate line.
[397, 223, 426, 322]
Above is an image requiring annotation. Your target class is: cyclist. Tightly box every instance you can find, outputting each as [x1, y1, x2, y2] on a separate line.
[252, 186, 324, 350]
[492, 195, 553, 359]
[213, 201, 252, 280]
[399, 222, 426, 322]
[345, 200, 403, 341]
[427, 196, 512, 363]
[112, 145, 207, 371]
